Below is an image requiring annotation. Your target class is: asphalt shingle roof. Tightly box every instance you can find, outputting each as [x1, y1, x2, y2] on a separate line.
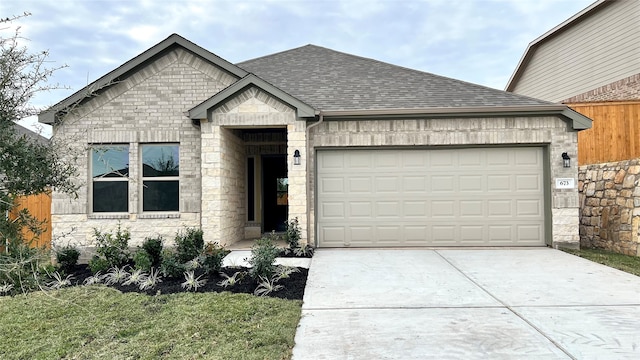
[237, 45, 552, 111]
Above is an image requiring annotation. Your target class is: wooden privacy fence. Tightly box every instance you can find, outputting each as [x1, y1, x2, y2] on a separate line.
[6, 192, 52, 249]
[570, 101, 640, 165]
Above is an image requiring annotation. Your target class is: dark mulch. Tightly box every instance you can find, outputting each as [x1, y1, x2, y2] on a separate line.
[64, 265, 308, 301]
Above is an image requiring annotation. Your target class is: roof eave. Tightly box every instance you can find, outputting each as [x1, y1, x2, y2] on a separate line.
[189, 74, 317, 120]
[505, 0, 612, 91]
[38, 33, 248, 125]
[319, 105, 592, 131]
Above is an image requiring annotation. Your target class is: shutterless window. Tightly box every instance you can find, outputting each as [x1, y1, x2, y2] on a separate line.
[141, 144, 179, 212]
[91, 145, 129, 213]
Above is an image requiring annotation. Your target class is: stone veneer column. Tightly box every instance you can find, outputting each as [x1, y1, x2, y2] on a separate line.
[200, 120, 223, 244]
[287, 121, 308, 245]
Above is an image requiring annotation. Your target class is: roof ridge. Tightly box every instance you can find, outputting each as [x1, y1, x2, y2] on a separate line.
[257, 44, 552, 104]
[236, 44, 315, 65]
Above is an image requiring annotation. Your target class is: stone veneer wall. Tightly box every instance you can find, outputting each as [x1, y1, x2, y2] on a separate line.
[308, 116, 580, 248]
[201, 86, 308, 246]
[578, 159, 640, 255]
[51, 48, 237, 248]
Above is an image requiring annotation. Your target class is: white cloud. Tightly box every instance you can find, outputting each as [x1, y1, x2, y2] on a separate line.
[2, 0, 596, 134]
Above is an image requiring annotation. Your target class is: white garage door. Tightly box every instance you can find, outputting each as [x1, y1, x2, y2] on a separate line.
[316, 147, 546, 247]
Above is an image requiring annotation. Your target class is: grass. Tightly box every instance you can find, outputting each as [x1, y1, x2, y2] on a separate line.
[564, 248, 640, 276]
[0, 286, 302, 359]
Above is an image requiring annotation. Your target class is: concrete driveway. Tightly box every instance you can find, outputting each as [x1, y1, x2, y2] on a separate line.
[292, 249, 640, 359]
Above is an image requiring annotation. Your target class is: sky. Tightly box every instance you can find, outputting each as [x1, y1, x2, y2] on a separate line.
[2, 0, 596, 137]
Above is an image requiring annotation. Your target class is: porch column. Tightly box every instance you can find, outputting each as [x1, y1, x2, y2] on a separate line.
[287, 121, 309, 245]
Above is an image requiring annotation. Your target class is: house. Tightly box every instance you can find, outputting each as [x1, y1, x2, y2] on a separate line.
[39, 34, 591, 250]
[506, 0, 640, 255]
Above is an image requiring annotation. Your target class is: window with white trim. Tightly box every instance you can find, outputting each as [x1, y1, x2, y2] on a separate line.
[91, 145, 129, 213]
[141, 144, 179, 212]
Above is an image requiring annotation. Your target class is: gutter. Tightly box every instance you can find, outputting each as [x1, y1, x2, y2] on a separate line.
[316, 105, 592, 130]
[305, 113, 323, 248]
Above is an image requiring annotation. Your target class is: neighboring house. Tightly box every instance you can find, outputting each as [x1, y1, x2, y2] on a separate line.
[39, 34, 591, 250]
[506, 0, 640, 255]
[506, 0, 640, 165]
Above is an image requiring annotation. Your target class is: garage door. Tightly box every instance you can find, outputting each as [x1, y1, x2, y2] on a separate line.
[316, 147, 545, 247]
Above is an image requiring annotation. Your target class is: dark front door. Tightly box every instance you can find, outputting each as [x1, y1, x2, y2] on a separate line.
[262, 155, 288, 232]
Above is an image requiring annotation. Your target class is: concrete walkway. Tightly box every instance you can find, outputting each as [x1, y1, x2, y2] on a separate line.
[292, 249, 640, 359]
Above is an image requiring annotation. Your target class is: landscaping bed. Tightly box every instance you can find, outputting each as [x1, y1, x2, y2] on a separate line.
[63, 263, 308, 300]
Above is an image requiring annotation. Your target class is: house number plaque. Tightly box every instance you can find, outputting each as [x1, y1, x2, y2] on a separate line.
[555, 178, 575, 189]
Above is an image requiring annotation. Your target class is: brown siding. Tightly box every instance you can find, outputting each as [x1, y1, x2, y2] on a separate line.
[571, 101, 640, 165]
[8, 192, 52, 249]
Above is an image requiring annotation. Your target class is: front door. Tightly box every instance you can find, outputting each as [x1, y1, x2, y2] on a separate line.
[262, 155, 288, 232]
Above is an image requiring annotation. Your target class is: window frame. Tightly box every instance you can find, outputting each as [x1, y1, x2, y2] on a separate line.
[90, 144, 130, 214]
[140, 143, 180, 213]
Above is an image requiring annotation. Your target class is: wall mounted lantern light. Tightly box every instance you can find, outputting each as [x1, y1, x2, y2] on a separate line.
[293, 149, 301, 166]
[562, 152, 571, 168]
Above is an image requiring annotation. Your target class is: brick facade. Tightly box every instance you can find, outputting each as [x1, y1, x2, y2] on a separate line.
[563, 73, 640, 103]
[52, 48, 236, 247]
[308, 116, 580, 249]
[50, 44, 580, 251]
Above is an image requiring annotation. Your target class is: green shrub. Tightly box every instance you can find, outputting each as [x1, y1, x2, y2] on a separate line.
[248, 234, 279, 280]
[142, 236, 163, 267]
[174, 228, 204, 263]
[55, 245, 80, 272]
[88, 256, 110, 274]
[0, 243, 49, 294]
[93, 223, 130, 268]
[284, 217, 301, 249]
[200, 243, 230, 274]
[160, 249, 184, 278]
[133, 249, 152, 272]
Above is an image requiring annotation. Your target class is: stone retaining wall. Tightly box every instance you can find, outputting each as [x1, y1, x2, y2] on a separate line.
[579, 159, 640, 255]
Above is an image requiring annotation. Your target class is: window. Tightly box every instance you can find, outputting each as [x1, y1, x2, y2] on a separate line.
[91, 145, 129, 212]
[142, 144, 179, 212]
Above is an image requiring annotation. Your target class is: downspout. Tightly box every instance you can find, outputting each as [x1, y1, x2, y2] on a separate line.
[305, 113, 324, 247]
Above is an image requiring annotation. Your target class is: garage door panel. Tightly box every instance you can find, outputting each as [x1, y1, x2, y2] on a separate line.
[460, 201, 483, 216]
[404, 201, 427, 217]
[516, 174, 542, 191]
[349, 202, 372, 217]
[377, 202, 400, 217]
[350, 227, 374, 245]
[516, 200, 542, 217]
[376, 177, 400, 192]
[431, 176, 455, 192]
[320, 177, 344, 193]
[431, 201, 455, 217]
[321, 202, 345, 219]
[348, 177, 372, 192]
[487, 175, 511, 191]
[317, 148, 545, 247]
[404, 176, 426, 192]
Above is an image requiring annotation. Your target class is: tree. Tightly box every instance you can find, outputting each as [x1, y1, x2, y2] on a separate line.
[0, 14, 78, 254]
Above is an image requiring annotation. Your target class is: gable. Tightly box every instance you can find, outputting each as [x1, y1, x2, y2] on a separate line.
[55, 48, 239, 126]
[39, 34, 247, 124]
[506, 0, 640, 102]
[213, 87, 295, 115]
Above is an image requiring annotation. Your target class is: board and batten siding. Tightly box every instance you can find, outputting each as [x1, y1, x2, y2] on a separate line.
[571, 101, 640, 165]
[511, 0, 640, 102]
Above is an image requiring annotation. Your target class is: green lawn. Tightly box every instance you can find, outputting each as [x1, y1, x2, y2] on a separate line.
[564, 248, 640, 276]
[0, 286, 302, 359]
